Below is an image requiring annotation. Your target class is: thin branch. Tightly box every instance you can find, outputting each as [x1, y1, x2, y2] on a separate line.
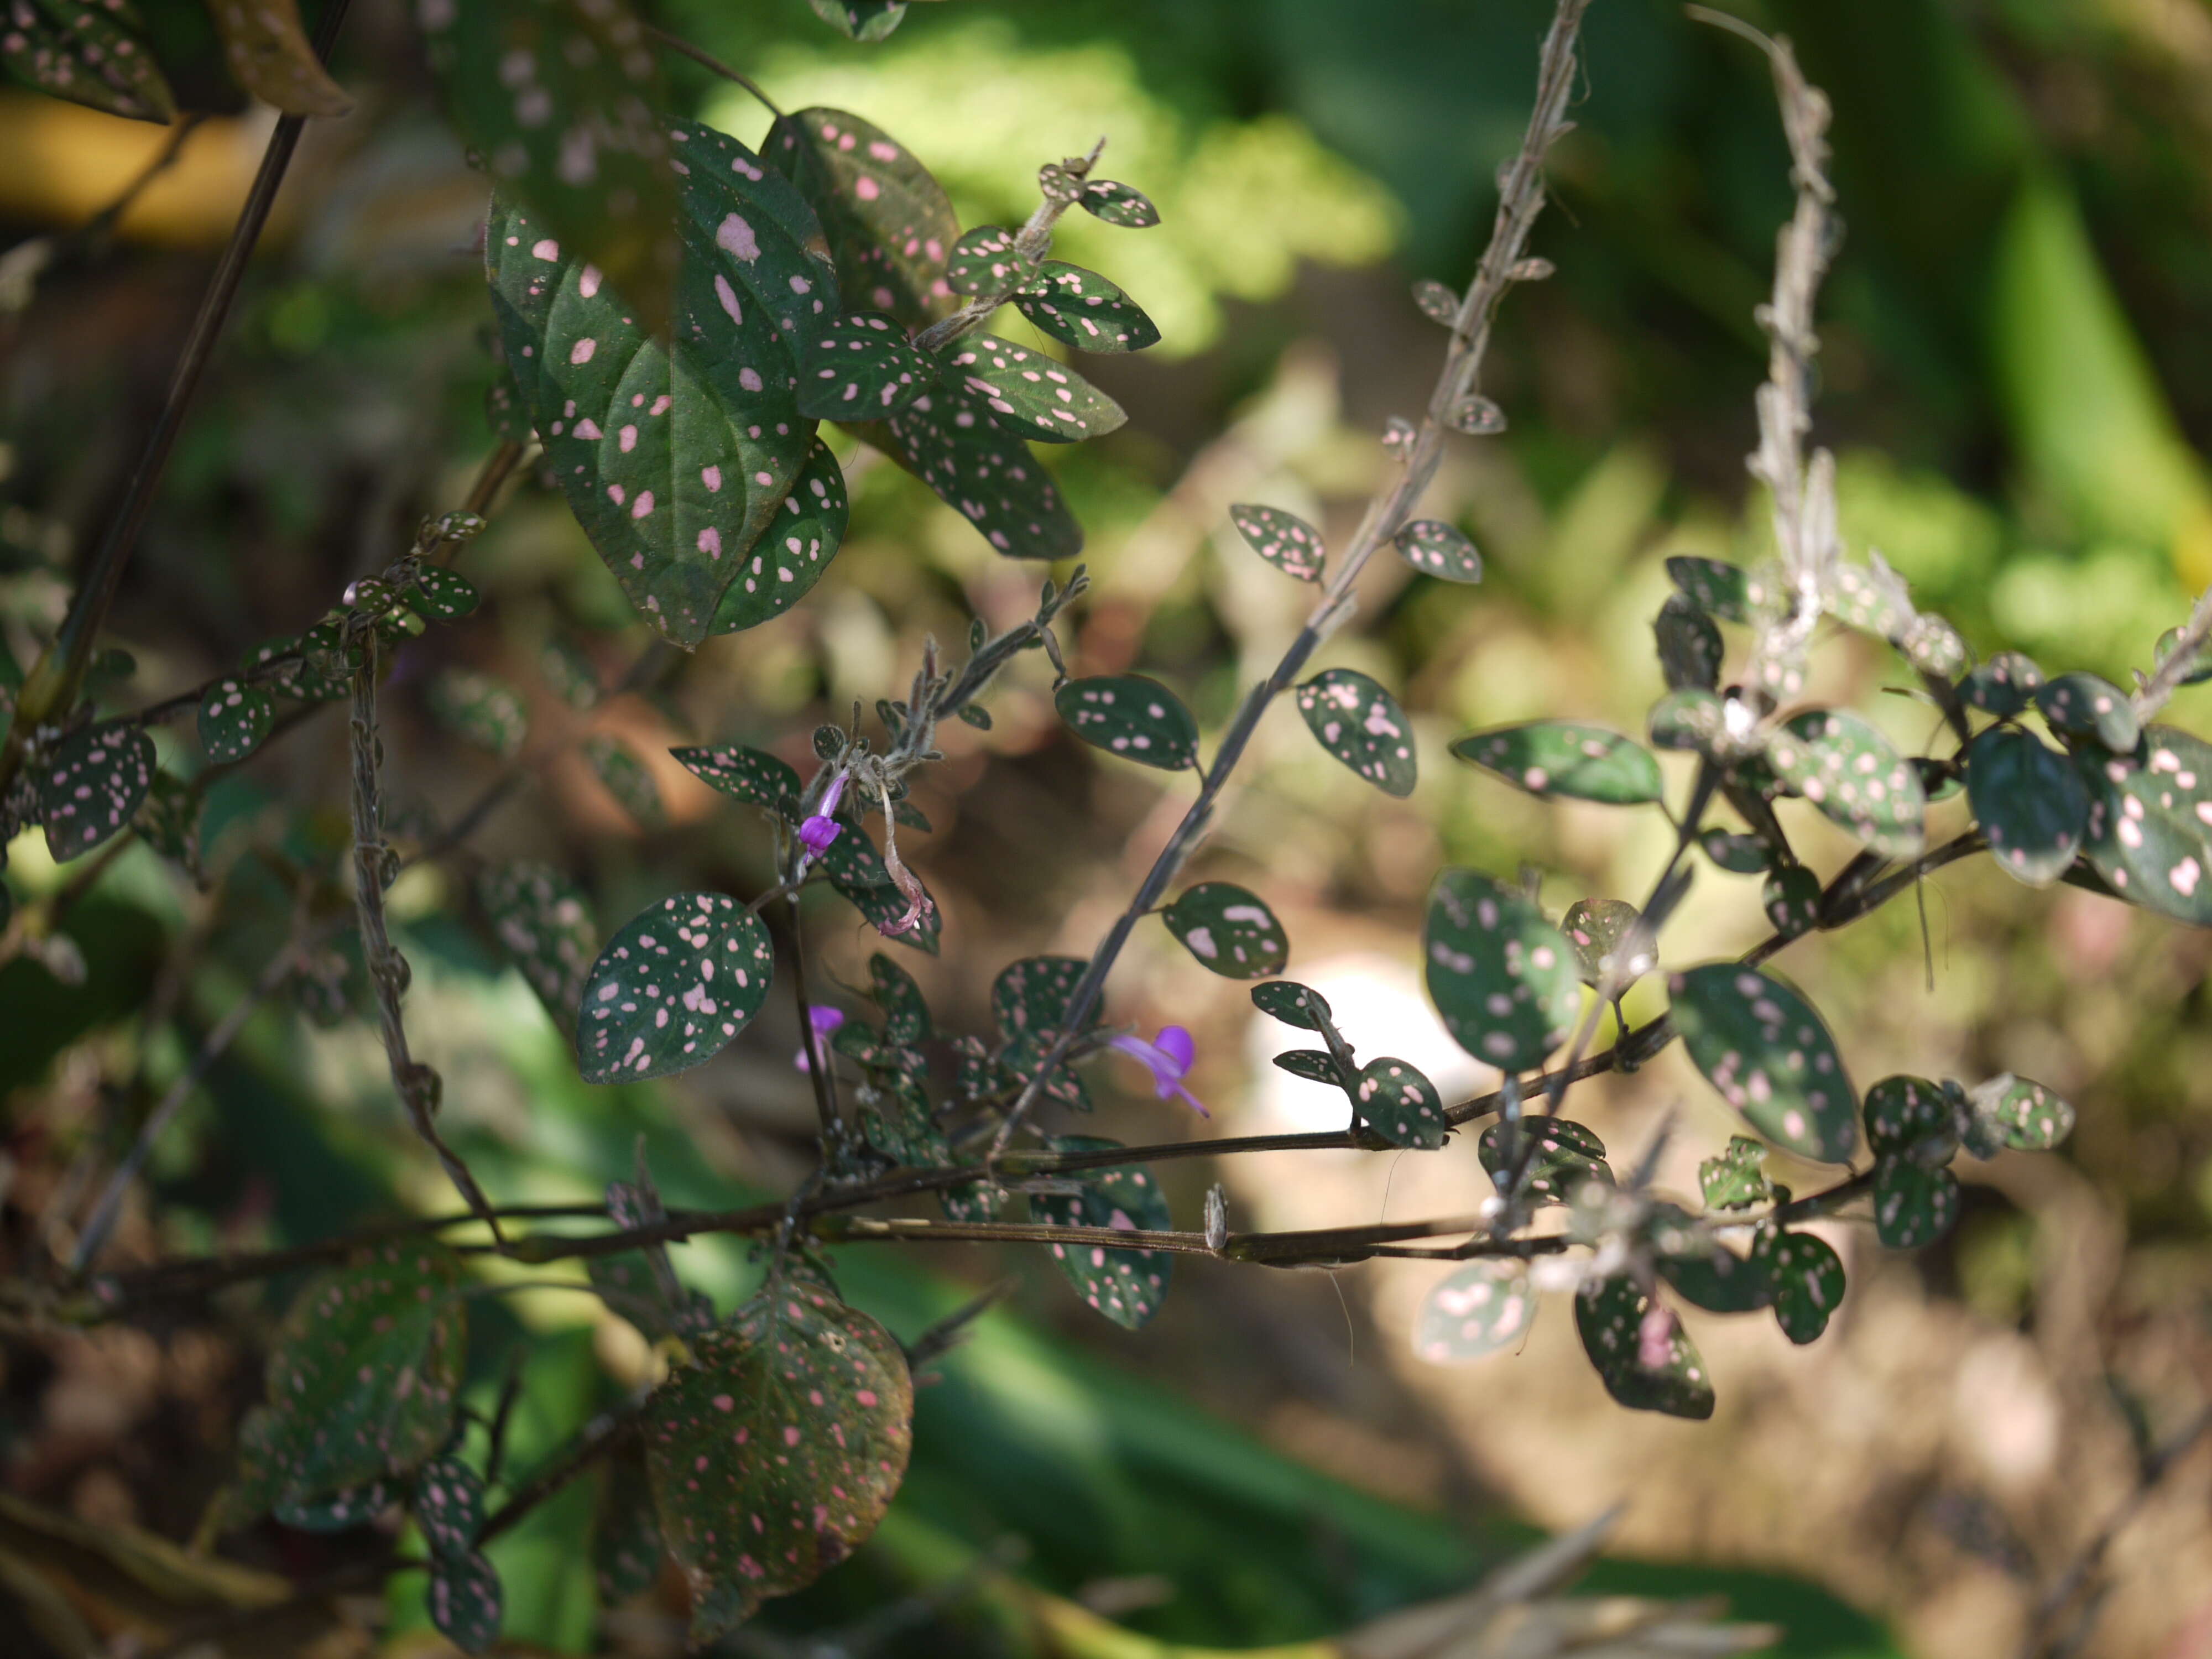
[2133, 581, 2212, 722]
[644, 23, 782, 120]
[911, 140, 1109, 356]
[989, 0, 1593, 1160]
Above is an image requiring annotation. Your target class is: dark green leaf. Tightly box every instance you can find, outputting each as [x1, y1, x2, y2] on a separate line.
[1031, 1136, 1173, 1329]
[1967, 726, 2088, 888]
[1669, 963, 1859, 1163]
[992, 955, 1091, 1046]
[707, 436, 850, 634]
[593, 1453, 663, 1603]
[1967, 1073, 2076, 1151]
[1412, 1263, 1534, 1363]
[1698, 1135, 1774, 1211]
[1478, 1117, 1612, 1204]
[868, 952, 932, 1046]
[1761, 864, 1821, 940]
[1560, 898, 1650, 988]
[35, 721, 153, 862]
[1354, 1057, 1447, 1149]
[1450, 721, 1662, 806]
[1425, 869, 1582, 1072]
[403, 565, 479, 622]
[1914, 756, 1964, 802]
[426, 668, 526, 758]
[1658, 1242, 1772, 1313]
[1874, 1159, 1959, 1249]
[1699, 827, 1772, 874]
[1393, 519, 1483, 583]
[274, 1481, 394, 1533]
[796, 311, 935, 419]
[2075, 724, 2212, 925]
[576, 893, 775, 1083]
[197, 678, 274, 764]
[1250, 980, 1332, 1031]
[1229, 503, 1326, 582]
[870, 381, 1082, 560]
[425, 0, 676, 333]
[3, 0, 175, 120]
[1655, 593, 1723, 691]
[1900, 614, 1968, 679]
[1015, 261, 1160, 353]
[1056, 674, 1199, 771]
[807, 0, 906, 40]
[1764, 708, 1926, 859]
[1162, 881, 1288, 978]
[1575, 1277, 1714, 1419]
[1648, 688, 1727, 753]
[427, 1550, 503, 1655]
[582, 733, 666, 828]
[1271, 1049, 1345, 1087]
[2037, 671, 2139, 753]
[477, 862, 596, 1037]
[1078, 179, 1159, 227]
[1758, 1229, 1845, 1344]
[820, 821, 941, 953]
[1863, 1074, 1954, 1160]
[941, 333, 1125, 443]
[1961, 651, 2044, 716]
[1665, 555, 1749, 623]
[766, 107, 958, 330]
[670, 743, 799, 814]
[1297, 668, 1417, 796]
[413, 1455, 484, 1561]
[945, 224, 1031, 296]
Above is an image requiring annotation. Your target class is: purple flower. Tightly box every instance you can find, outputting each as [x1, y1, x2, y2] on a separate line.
[1106, 1025, 1207, 1117]
[798, 769, 848, 860]
[795, 1004, 845, 1072]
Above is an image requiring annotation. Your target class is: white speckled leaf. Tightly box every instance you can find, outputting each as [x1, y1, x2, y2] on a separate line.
[3, 0, 174, 121]
[1014, 262, 1160, 354]
[1450, 721, 1662, 805]
[36, 720, 153, 862]
[1874, 1158, 1958, 1249]
[765, 106, 956, 328]
[944, 224, 1032, 295]
[1393, 519, 1483, 583]
[1297, 669, 1417, 797]
[644, 1277, 912, 1639]
[941, 333, 1125, 444]
[1354, 1056, 1447, 1149]
[1162, 881, 1287, 978]
[1670, 964, 1858, 1164]
[1967, 726, 2087, 888]
[1961, 651, 2044, 716]
[1863, 1074, 1953, 1159]
[1032, 1136, 1173, 1329]
[1272, 1049, 1346, 1087]
[1575, 1276, 1714, 1418]
[1697, 1135, 1774, 1211]
[1477, 1117, 1612, 1204]
[405, 565, 480, 622]
[413, 1455, 484, 1561]
[577, 893, 774, 1082]
[1413, 1262, 1533, 1363]
[670, 742, 799, 814]
[708, 436, 849, 634]
[1758, 1228, 1845, 1344]
[477, 861, 597, 1037]
[1560, 898, 1651, 988]
[427, 1550, 502, 1654]
[1968, 1073, 2075, 1151]
[197, 678, 273, 764]
[2037, 671, 2140, 753]
[1229, 503, 1326, 582]
[870, 382, 1082, 560]
[1056, 674, 1199, 771]
[2075, 724, 2212, 925]
[1250, 979, 1333, 1032]
[1761, 864, 1821, 940]
[1424, 869, 1582, 1072]
[795, 311, 934, 419]
[1078, 179, 1159, 228]
[1764, 708, 1926, 859]
[583, 733, 666, 828]
[1665, 555, 1750, 623]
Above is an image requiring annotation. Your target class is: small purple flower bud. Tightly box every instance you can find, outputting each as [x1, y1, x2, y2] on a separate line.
[795, 1004, 846, 1072]
[798, 815, 843, 856]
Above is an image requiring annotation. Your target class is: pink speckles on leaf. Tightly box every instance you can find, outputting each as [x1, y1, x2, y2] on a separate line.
[570, 336, 598, 364]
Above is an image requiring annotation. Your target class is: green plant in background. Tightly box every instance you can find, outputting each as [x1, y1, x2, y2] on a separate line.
[4, 1, 2211, 1657]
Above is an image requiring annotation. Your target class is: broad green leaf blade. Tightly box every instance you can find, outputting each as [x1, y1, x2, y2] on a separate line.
[405, 566, 480, 621]
[868, 952, 932, 1046]
[807, 0, 906, 40]
[1425, 869, 1581, 1072]
[1669, 964, 1859, 1163]
[1899, 613, 1968, 679]
[427, 669, 528, 759]
[941, 334, 1125, 443]
[1863, 1074, 1954, 1159]
[1271, 1049, 1345, 1087]
[1961, 651, 2044, 716]
[1765, 708, 1927, 859]
[1229, 503, 1326, 582]
[206, 0, 349, 116]
[197, 678, 274, 764]
[2075, 724, 2212, 924]
[1297, 669, 1417, 797]
[36, 721, 153, 862]
[1031, 1136, 1173, 1329]
[945, 224, 1033, 295]
[1968, 1073, 2076, 1151]
[478, 862, 597, 1037]
[1162, 881, 1288, 979]
[231, 1241, 467, 1516]
[1393, 519, 1483, 583]
[1056, 675, 1200, 771]
[3, 0, 174, 121]
[1354, 1057, 1447, 1149]
[1575, 1277, 1715, 1419]
[1655, 593, 1723, 691]
[992, 955, 1091, 1045]
[2036, 671, 2139, 753]
[1413, 1263, 1533, 1363]
[1665, 555, 1750, 623]
[765, 107, 958, 330]
[1561, 898, 1650, 987]
[427, 1550, 503, 1654]
[425, 0, 676, 332]
[1758, 1229, 1845, 1345]
[709, 437, 851, 634]
[1761, 864, 1821, 940]
[670, 743, 799, 814]
[1874, 1159, 1959, 1249]
[820, 821, 941, 953]
[1477, 1117, 1613, 1204]
[1967, 726, 2088, 888]
[870, 382, 1082, 559]
[796, 312, 935, 419]
[1699, 827, 1772, 874]
[576, 893, 775, 1082]
[1658, 1243, 1772, 1314]
[582, 733, 666, 828]
[1250, 980, 1333, 1031]
[1079, 179, 1160, 227]
[1449, 722, 1662, 805]
[1698, 1136, 1774, 1211]
[593, 1453, 663, 1604]
[414, 1456, 485, 1561]
[1014, 262, 1161, 353]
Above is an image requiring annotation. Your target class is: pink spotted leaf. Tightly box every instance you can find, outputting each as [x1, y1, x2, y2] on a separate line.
[1575, 1275, 1714, 1418]
[1297, 668, 1417, 796]
[36, 721, 154, 862]
[1354, 1056, 1447, 1149]
[576, 893, 775, 1083]
[1228, 503, 1326, 582]
[1013, 262, 1161, 354]
[1670, 963, 1859, 1164]
[766, 107, 958, 331]
[4, 0, 174, 121]
[944, 225, 1034, 296]
[1424, 869, 1582, 1074]
[2074, 724, 2212, 926]
[477, 862, 597, 1038]
[796, 312, 935, 419]
[1162, 881, 1288, 979]
[1056, 674, 1199, 771]
[1415, 1262, 1534, 1363]
[941, 333, 1125, 444]
[1030, 1136, 1173, 1329]
[1450, 721, 1661, 806]
[866, 381, 1082, 560]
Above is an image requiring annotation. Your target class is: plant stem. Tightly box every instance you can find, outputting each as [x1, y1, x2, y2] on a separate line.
[643, 23, 782, 120]
[911, 140, 1108, 357]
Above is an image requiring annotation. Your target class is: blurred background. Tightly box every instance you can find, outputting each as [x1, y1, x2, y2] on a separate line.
[4, 0, 2212, 1654]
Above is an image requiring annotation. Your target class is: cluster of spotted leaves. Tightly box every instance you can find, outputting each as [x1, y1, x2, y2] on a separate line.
[1029, 1136, 1175, 1329]
[1251, 978, 1449, 1149]
[5, 0, 351, 126]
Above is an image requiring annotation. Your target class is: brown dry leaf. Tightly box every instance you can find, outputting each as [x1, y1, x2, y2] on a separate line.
[205, 0, 352, 117]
